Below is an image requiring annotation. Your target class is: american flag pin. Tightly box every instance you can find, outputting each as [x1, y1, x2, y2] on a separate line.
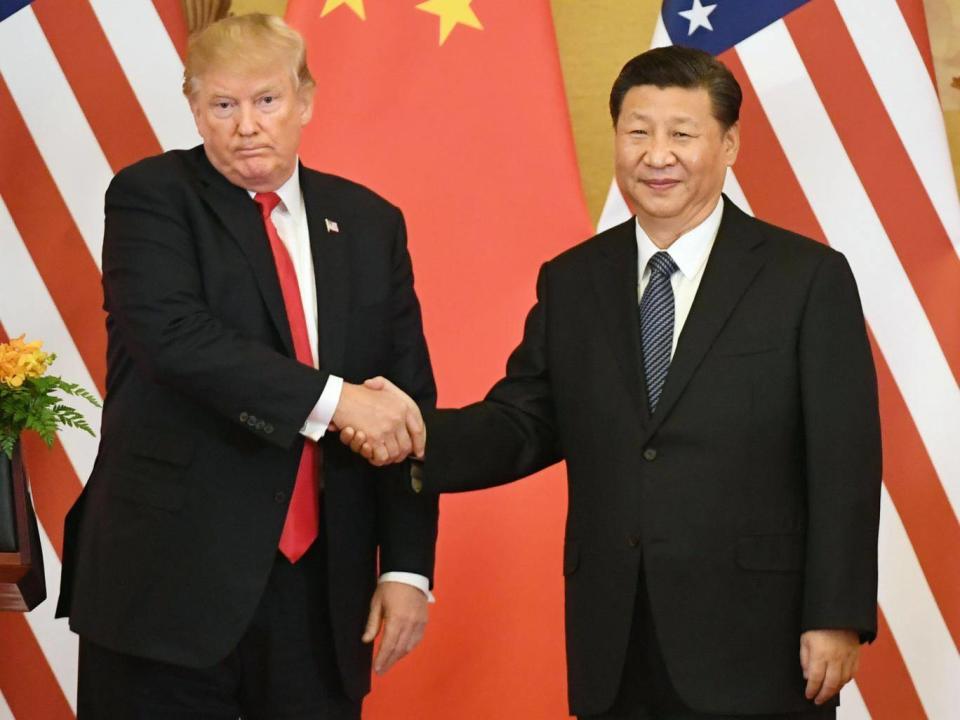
[325, 218, 339, 233]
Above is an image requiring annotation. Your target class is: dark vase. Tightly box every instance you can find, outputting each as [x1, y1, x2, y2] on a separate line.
[0, 442, 47, 611]
[0, 448, 16, 552]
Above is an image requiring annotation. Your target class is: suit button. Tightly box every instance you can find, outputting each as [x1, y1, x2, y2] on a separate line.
[274, 491, 286, 504]
[627, 535, 641, 548]
[256, 420, 265, 430]
[643, 448, 657, 461]
[264, 424, 274, 435]
[239, 411, 249, 422]
[247, 415, 258, 427]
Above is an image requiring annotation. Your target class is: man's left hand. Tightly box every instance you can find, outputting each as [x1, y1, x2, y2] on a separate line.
[800, 629, 860, 705]
[362, 581, 429, 674]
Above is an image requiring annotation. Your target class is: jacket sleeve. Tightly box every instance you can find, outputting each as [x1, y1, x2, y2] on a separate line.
[421, 262, 563, 495]
[797, 249, 882, 641]
[375, 210, 440, 582]
[102, 165, 327, 449]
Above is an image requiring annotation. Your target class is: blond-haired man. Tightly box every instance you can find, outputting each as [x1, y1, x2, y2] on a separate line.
[57, 14, 436, 718]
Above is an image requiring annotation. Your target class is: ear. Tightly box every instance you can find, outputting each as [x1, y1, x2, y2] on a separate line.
[723, 121, 740, 167]
[298, 85, 315, 127]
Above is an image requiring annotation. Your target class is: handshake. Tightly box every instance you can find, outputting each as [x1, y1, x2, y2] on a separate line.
[330, 377, 425, 466]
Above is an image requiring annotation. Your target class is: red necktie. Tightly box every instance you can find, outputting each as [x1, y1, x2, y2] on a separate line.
[254, 191, 320, 563]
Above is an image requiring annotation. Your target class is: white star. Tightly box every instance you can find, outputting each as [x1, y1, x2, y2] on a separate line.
[678, 0, 717, 36]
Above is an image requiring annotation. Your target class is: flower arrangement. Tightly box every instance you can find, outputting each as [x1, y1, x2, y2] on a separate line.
[0, 335, 100, 459]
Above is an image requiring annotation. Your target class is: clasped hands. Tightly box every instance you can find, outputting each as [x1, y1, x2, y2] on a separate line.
[331, 376, 423, 466]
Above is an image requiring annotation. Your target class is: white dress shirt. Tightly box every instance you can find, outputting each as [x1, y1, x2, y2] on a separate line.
[250, 168, 432, 600]
[636, 197, 724, 357]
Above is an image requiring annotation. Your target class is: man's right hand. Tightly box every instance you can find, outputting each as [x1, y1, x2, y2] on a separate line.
[332, 378, 425, 466]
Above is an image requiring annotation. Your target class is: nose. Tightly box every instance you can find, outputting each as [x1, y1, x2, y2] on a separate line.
[236, 103, 258, 137]
[642, 135, 675, 168]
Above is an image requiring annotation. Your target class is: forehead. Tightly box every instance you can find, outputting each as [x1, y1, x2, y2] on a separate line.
[618, 84, 715, 123]
[197, 64, 295, 98]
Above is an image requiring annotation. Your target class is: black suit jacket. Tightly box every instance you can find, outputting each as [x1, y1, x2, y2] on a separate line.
[56, 146, 438, 700]
[421, 198, 881, 716]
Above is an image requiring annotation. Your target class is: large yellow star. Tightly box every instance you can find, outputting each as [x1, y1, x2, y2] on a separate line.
[321, 0, 365, 20]
[416, 0, 483, 46]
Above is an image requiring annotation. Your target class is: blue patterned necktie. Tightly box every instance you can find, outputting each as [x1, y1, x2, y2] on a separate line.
[639, 251, 679, 413]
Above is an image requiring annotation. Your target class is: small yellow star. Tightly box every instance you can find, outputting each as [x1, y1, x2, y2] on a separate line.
[416, 0, 483, 46]
[321, 0, 365, 21]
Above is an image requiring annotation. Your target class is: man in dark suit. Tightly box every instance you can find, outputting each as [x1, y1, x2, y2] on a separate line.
[347, 46, 881, 719]
[56, 13, 437, 719]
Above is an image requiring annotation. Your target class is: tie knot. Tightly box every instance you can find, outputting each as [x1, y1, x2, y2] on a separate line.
[254, 191, 282, 216]
[648, 251, 678, 279]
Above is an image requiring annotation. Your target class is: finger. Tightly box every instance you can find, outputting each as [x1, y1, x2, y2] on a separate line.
[374, 616, 402, 674]
[405, 621, 426, 654]
[350, 431, 367, 454]
[804, 658, 826, 701]
[405, 403, 423, 434]
[362, 596, 383, 644]
[815, 660, 843, 705]
[373, 443, 391, 466]
[383, 435, 401, 463]
[395, 425, 413, 460]
[339, 427, 356, 446]
[385, 620, 413, 670]
[842, 647, 859, 685]
[408, 409, 426, 458]
[364, 376, 387, 391]
[799, 639, 810, 677]
[361, 442, 374, 460]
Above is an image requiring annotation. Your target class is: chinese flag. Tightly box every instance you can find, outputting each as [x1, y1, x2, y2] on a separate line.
[286, 0, 593, 717]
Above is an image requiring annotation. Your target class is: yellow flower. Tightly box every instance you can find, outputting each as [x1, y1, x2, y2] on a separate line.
[0, 335, 51, 388]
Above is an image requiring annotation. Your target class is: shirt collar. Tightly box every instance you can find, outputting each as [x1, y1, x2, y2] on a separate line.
[246, 159, 303, 217]
[636, 196, 724, 280]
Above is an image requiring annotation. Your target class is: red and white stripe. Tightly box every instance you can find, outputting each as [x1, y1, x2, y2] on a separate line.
[0, 1, 193, 717]
[602, 2, 960, 717]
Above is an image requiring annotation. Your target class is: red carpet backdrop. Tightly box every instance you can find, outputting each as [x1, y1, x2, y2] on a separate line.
[0, 0, 957, 718]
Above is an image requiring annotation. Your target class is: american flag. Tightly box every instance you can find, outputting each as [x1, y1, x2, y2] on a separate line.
[0, 0, 956, 718]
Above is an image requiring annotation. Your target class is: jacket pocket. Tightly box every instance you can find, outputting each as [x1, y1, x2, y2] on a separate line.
[736, 533, 804, 572]
[714, 341, 778, 357]
[109, 429, 195, 511]
[128, 428, 195, 467]
[111, 474, 186, 512]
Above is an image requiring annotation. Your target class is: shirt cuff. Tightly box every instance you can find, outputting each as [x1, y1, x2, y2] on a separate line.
[300, 375, 343, 441]
[379, 572, 435, 603]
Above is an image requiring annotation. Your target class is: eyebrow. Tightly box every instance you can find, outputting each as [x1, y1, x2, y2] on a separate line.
[626, 111, 699, 124]
[207, 86, 283, 101]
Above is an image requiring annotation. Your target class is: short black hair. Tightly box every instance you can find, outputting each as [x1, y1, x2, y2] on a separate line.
[609, 46, 742, 129]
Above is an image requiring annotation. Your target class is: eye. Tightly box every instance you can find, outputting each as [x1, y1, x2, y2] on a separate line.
[211, 100, 235, 118]
[673, 131, 693, 138]
[258, 94, 281, 110]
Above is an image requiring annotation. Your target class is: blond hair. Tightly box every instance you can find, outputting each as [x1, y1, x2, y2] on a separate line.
[182, 13, 315, 98]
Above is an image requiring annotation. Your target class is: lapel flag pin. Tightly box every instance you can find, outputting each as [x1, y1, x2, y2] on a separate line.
[325, 218, 339, 233]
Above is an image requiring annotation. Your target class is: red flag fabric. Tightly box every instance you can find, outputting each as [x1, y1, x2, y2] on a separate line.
[286, 1, 593, 716]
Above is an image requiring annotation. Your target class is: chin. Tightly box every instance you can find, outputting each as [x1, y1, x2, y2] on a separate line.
[635, 199, 683, 219]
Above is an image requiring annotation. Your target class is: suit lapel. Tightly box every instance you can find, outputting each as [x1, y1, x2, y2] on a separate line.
[300, 166, 349, 376]
[190, 148, 295, 356]
[645, 199, 766, 437]
[590, 218, 651, 428]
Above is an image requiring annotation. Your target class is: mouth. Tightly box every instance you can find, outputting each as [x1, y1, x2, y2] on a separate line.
[235, 146, 269, 157]
[642, 179, 681, 191]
